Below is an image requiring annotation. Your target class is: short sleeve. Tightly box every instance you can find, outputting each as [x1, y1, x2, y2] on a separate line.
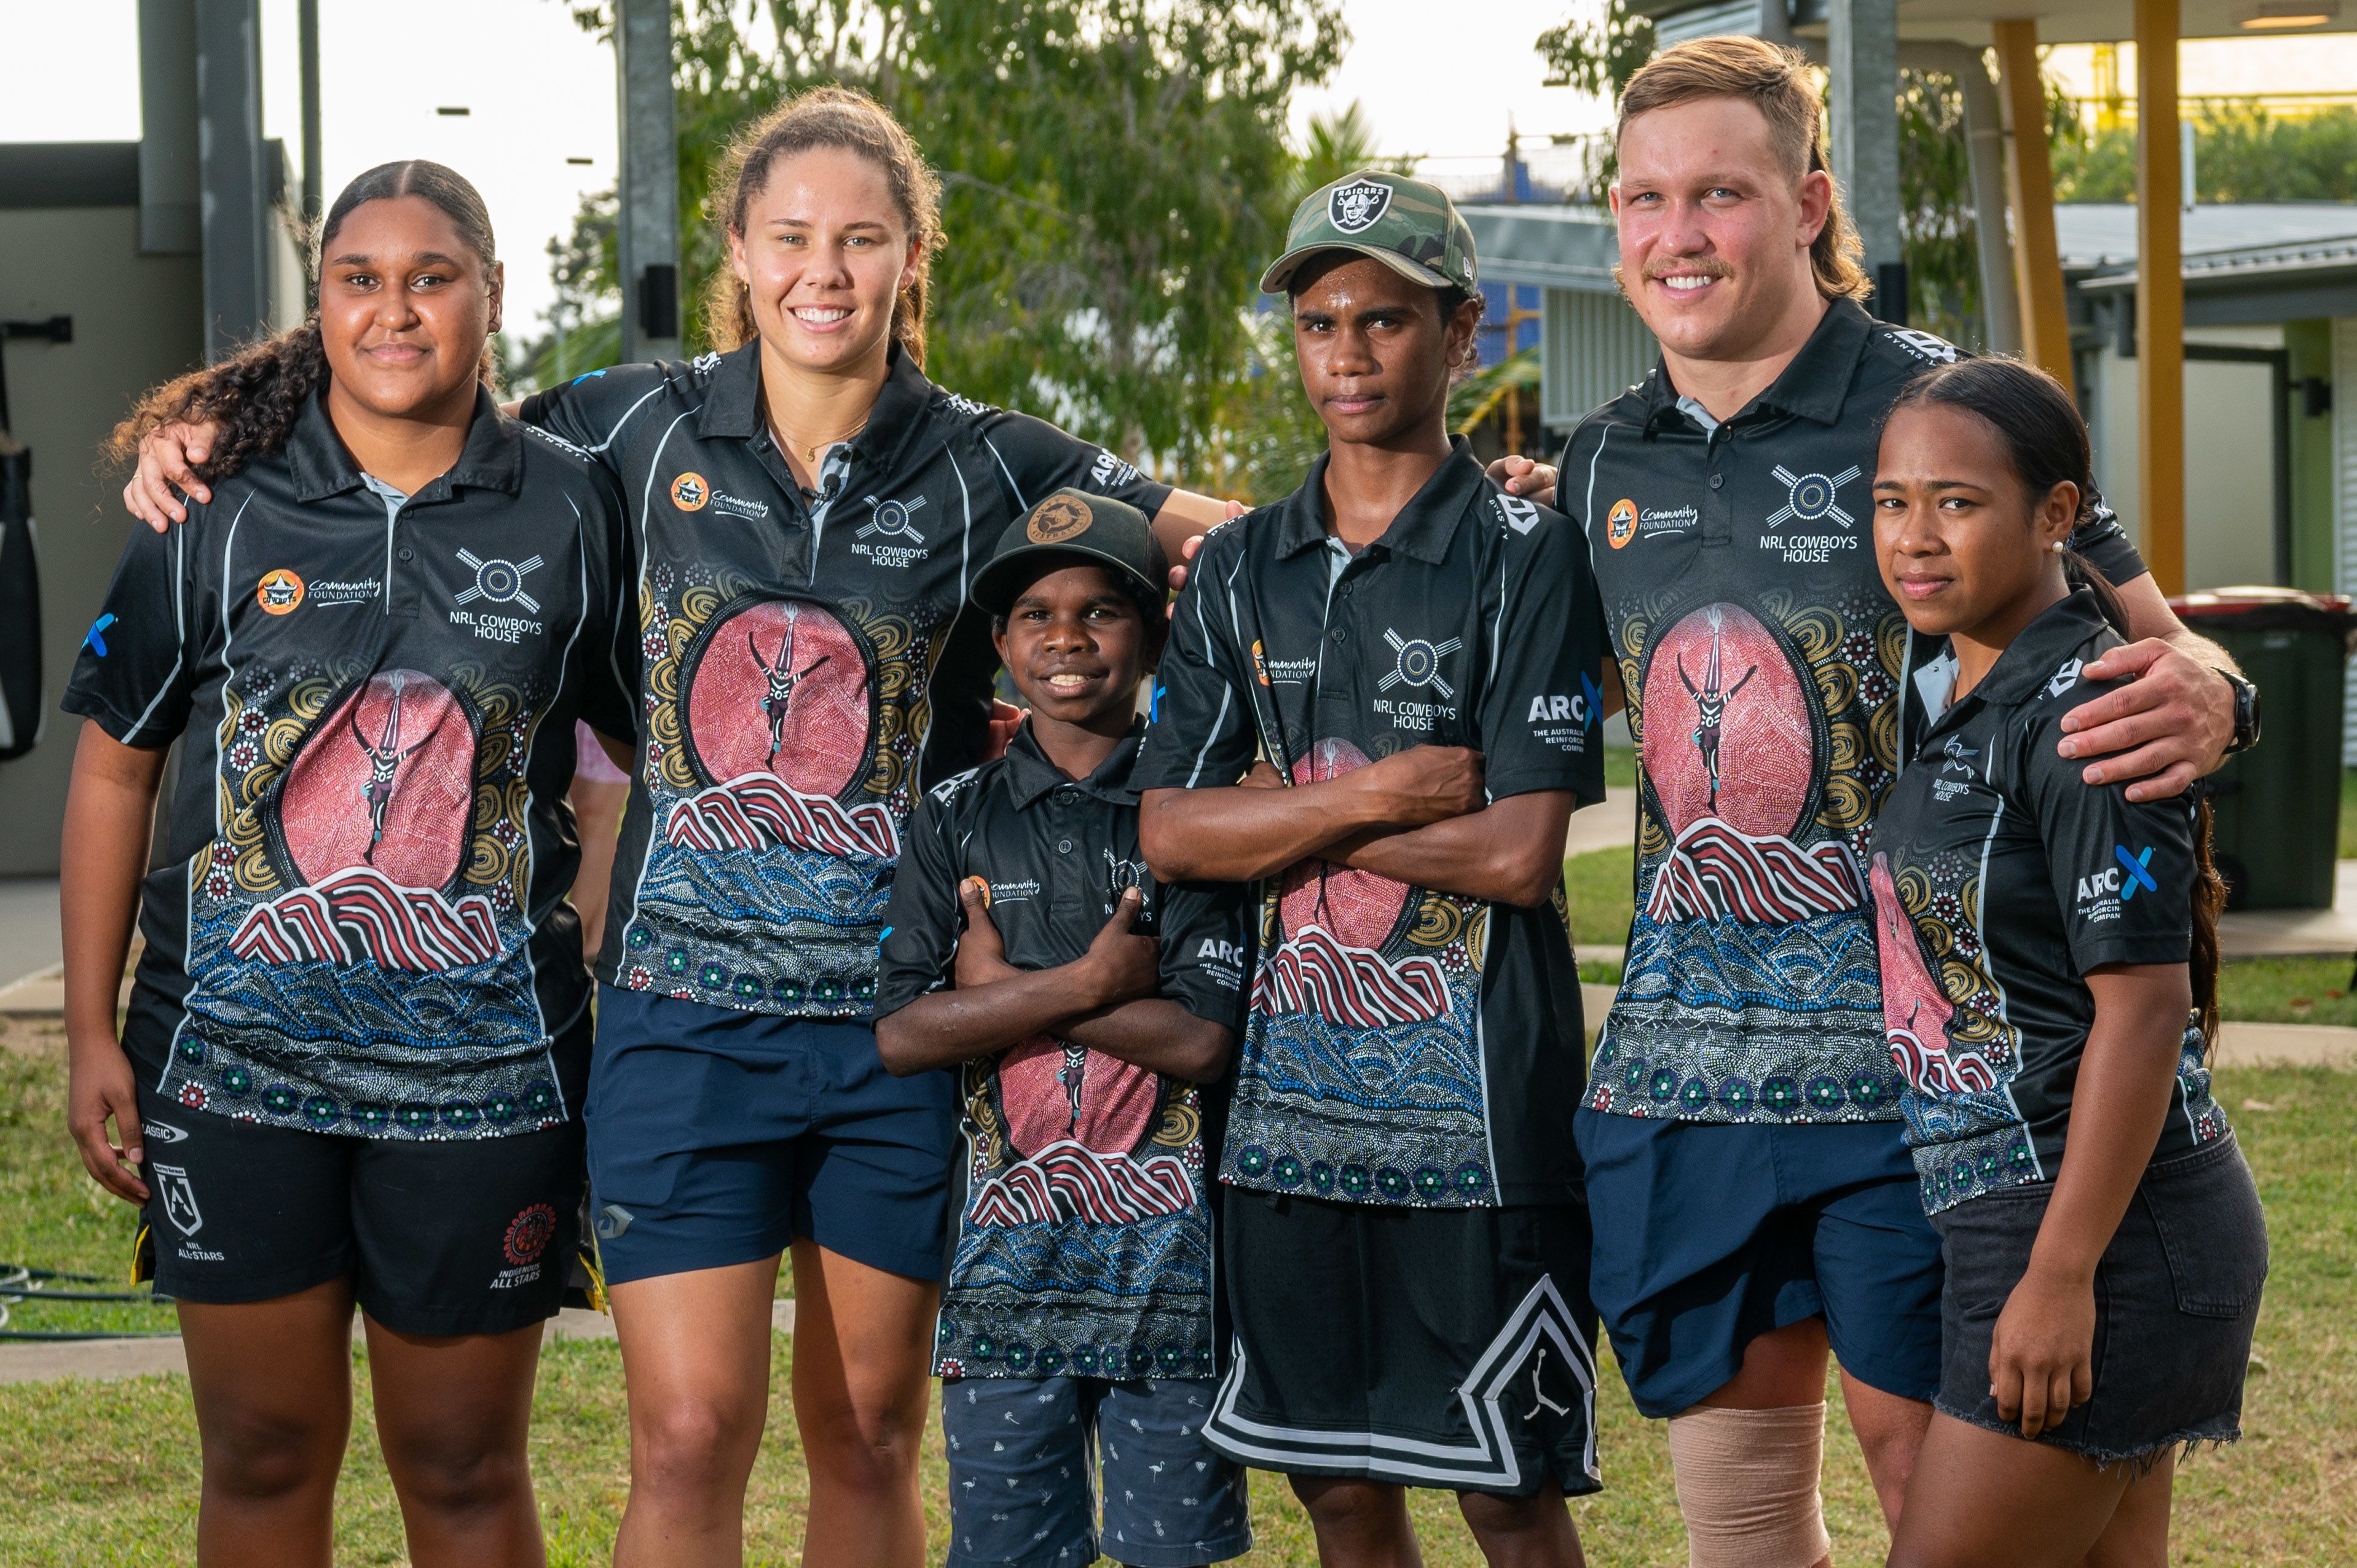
[1474, 506, 1609, 807]
[60, 520, 197, 749]
[1150, 877, 1251, 1032]
[873, 779, 973, 1017]
[1133, 535, 1257, 792]
[573, 460, 641, 745]
[518, 363, 671, 457]
[974, 409, 1174, 519]
[2021, 705, 2195, 971]
[2069, 487, 2147, 590]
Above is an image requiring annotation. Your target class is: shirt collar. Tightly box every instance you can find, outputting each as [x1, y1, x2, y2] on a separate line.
[1002, 718, 1147, 809]
[1638, 296, 1875, 434]
[1971, 589, 2116, 709]
[696, 340, 938, 474]
[1271, 436, 1485, 565]
[286, 385, 524, 504]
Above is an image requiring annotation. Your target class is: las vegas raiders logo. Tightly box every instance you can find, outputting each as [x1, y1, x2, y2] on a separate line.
[1329, 179, 1393, 235]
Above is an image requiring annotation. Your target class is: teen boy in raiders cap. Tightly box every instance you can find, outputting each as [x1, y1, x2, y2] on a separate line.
[875, 489, 1256, 1568]
[1137, 171, 1614, 1566]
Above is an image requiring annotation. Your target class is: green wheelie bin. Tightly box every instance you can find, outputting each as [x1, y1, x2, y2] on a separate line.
[2170, 589, 2357, 910]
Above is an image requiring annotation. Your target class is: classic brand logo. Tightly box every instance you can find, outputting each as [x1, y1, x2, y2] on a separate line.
[1328, 178, 1393, 235]
[1607, 498, 1638, 549]
[255, 570, 305, 614]
[671, 472, 710, 511]
[1495, 493, 1541, 534]
[2046, 658, 2084, 699]
[1027, 494, 1093, 544]
[455, 549, 544, 613]
[1766, 464, 1862, 530]
[1380, 629, 1462, 699]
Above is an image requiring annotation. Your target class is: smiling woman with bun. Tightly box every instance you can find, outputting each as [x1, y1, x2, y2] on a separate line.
[1865, 356, 2267, 1568]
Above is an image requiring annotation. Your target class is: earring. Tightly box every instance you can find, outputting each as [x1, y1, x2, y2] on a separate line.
[2051, 539, 2066, 554]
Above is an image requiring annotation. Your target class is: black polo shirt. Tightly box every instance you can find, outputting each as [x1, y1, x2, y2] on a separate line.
[873, 721, 1249, 1379]
[518, 345, 1172, 1018]
[60, 389, 634, 1138]
[1559, 298, 2149, 1127]
[1135, 441, 1608, 1209]
[1867, 591, 2227, 1212]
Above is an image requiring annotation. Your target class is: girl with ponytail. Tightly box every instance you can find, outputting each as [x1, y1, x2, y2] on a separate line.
[1863, 356, 2265, 1568]
[66, 161, 634, 1565]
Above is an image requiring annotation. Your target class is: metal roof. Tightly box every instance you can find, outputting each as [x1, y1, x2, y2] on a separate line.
[1460, 205, 1623, 292]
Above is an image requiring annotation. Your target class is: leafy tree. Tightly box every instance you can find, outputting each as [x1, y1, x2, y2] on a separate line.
[514, 0, 1345, 487]
[2053, 103, 2357, 205]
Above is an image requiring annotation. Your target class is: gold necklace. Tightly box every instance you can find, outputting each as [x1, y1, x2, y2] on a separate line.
[774, 416, 869, 466]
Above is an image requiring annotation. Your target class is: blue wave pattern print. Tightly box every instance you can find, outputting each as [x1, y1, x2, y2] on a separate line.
[170, 908, 558, 1138]
[1225, 978, 1493, 1207]
[617, 839, 895, 1011]
[1589, 907, 1895, 1121]
[937, 1205, 1214, 1381]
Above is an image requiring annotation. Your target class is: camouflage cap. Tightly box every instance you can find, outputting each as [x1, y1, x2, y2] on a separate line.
[1259, 170, 1479, 297]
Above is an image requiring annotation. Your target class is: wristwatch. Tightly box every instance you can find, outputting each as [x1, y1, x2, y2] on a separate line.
[2219, 669, 2261, 756]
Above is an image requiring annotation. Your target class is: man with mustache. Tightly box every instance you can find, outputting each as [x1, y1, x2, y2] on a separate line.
[1490, 36, 2254, 1568]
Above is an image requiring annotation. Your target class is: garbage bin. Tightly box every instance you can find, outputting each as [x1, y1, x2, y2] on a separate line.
[2169, 588, 2357, 910]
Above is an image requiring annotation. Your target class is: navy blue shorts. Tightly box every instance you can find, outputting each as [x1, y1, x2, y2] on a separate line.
[1575, 1109, 1943, 1417]
[943, 1374, 1251, 1568]
[586, 984, 958, 1285]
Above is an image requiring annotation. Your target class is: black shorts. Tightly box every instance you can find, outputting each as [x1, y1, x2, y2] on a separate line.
[1932, 1136, 2267, 1467]
[1204, 1188, 1602, 1499]
[134, 1082, 587, 1337]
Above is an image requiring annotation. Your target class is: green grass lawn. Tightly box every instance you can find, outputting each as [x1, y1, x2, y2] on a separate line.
[2340, 770, 2357, 860]
[1563, 845, 1633, 954]
[1, 1021, 2348, 1564]
[2219, 956, 2357, 1027]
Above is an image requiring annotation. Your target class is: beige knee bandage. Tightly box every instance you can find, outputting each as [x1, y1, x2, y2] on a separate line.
[1664, 1403, 1832, 1568]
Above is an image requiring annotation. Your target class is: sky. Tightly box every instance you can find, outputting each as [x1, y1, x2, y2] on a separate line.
[6, 1, 2354, 333]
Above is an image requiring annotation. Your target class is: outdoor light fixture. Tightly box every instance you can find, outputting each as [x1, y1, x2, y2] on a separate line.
[2241, 1, 2337, 26]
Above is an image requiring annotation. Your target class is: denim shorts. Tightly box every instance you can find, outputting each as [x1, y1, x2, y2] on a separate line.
[1932, 1135, 2268, 1465]
[942, 1374, 1251, 1568]
[585, 984, 957, 1285]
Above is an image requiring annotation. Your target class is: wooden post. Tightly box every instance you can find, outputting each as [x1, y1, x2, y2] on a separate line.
[1993, 19, 2073, 396]
[2137, 0, 2186, 595]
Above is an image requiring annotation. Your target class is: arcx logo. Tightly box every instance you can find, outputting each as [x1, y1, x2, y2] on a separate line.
[1527, 692, 1589, 725]
[1196, 938, 1246, 966]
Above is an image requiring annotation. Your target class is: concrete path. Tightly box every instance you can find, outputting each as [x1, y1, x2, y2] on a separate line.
[1566, 787, 1637, 858]
[2217, 861, 2357, 958]
[2212, 1020, 2357, 1068]
[0, 1301, 797, 1387]
[0, 877, 60, 994]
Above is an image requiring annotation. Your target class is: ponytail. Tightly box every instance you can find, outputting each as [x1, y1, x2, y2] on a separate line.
[108, 324, 332, 480]
[2066, 549, 2226, 1049]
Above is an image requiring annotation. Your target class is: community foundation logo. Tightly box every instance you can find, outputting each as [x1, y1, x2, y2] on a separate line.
[1606, 498, 1638, 549]
[255, 569, 305, 614]
[671, 472, 710, 511]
